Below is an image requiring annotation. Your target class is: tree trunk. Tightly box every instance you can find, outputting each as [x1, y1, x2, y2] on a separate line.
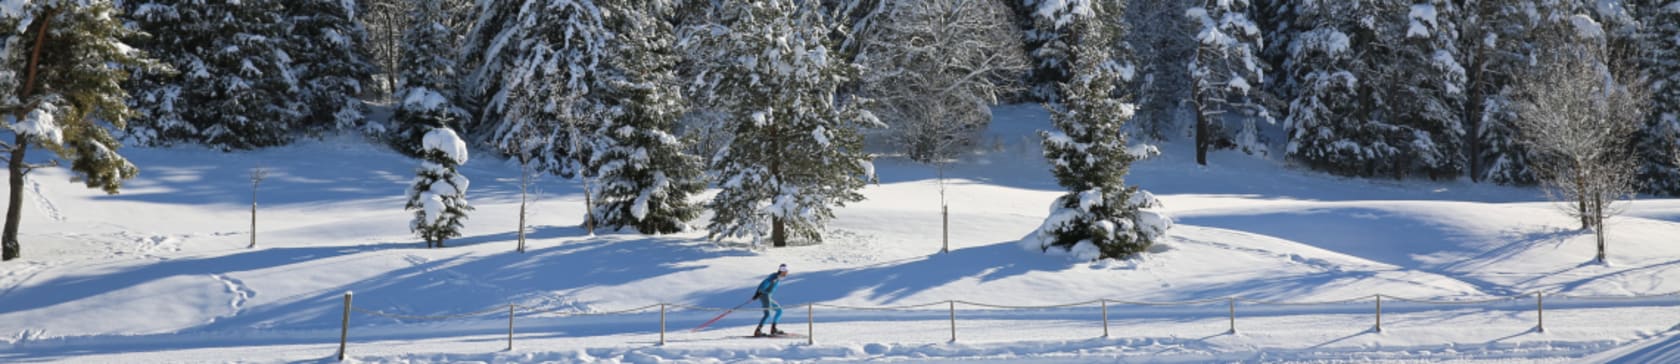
[3, 134, 26, 261]
[517, 161, 528, 253]
[1594, 195, 1607, 264]
[583, 177, 595, 235]
[1576, 171, 1589, 229]
[249, 185, 257, 249]
[1193, 85, 1208, 166]
[1464, 37, 1486, 183]
[770, 123, 785, 247]
[4, 9, 55, 261]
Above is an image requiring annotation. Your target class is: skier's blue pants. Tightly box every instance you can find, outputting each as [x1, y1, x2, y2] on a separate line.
[758, 297, 782, 326]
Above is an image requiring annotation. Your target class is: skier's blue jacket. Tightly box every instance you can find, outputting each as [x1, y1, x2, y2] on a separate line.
[756, 273, 781, 297]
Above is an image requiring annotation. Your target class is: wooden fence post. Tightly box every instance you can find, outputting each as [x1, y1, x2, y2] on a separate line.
[338, 291, 352, 361]
[1101, 299, 1109, 338]
[949, 301, 957, 342]
[1228, 297, 1236, 334]
[1375, 295, 1383, 333]
[1537, 292, 1545, 333]
[507, 304, 515, 350]
[807, 303, 814, 345]
[659, 304, 667, 346]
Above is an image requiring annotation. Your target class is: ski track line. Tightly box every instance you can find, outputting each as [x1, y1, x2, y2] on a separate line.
[0, 261, 51, 301]
[25, 176, 65, 222]
[210, 274, 256, 317]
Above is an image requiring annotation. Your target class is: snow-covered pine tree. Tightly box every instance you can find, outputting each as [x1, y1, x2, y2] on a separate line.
[390, 0, 470, 157]
[1124, 0, 1193, 141]
[285, 0, 376, 135]
[1031, 0, 1171, 260]
[588, 0, 706, 234]
[406, 127, 473, 248]
[123, 0, 303, 150]
[685, 0, 881, 248]
[1387, 0, 1466, 179]
[1256, 0, 1296, 107]
[1187, 0, 1274, 164]
[493, 0, 611, 233]
[1, 0, 156, 260]
[1283, 0, 1374, 175]
[1634, 1, 1680, 195]
[458, 0, 528, 135]
[1012, 0, 1094, 101]
[826, 0, 888, 61]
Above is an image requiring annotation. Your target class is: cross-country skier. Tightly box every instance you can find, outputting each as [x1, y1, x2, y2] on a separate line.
[752, 264, 789, 337]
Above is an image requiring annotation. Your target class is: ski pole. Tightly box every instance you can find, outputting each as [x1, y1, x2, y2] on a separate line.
[691, 298, 755, 332]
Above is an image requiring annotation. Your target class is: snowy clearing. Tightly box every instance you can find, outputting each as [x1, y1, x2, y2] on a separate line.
[2, 105, 1680, 363]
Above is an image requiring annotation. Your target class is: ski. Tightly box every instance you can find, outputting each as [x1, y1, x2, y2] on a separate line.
[743, 333, 804, 339]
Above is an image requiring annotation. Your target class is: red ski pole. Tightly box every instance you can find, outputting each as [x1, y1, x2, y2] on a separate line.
[691, 299, 755, 332]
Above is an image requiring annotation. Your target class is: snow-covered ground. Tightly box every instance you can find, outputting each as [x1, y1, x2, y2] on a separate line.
[4, 104, 1680, 363]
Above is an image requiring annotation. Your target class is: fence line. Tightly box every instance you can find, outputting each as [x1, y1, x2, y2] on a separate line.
[333, 290, 1680, 361]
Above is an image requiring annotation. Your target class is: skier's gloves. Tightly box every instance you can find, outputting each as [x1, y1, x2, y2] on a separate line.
[751, 292, 762, 300]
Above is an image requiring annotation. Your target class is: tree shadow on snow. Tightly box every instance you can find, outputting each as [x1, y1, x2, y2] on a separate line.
[743, 238, 1073, 307]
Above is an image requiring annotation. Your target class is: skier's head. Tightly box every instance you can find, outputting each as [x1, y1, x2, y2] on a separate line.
[777, 263, 789, 277]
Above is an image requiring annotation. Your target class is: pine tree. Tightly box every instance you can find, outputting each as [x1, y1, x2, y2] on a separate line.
[493, 0, 612, 233]
[1634, 1, 1680, 194]
[1125, 0, 1194, 141]
[1030, 0, 1170, 260]
[390, 0, 470, 157]
[1283, 0, 1374, 175]
[124, 0, 303, 150]
[1, 0, 156, 260]
[406, 128, 473, 248]
[1013, 0, 1098, 101]
[458, 0, 528, 134]
[588, 0, 706, 234]
[286, 0, 376, 135]
[1188, 0, 1275, 165]
[1388, 0, 1466, 179]
[686, 0, 881, 248]
[1256, 0, 1296, 105]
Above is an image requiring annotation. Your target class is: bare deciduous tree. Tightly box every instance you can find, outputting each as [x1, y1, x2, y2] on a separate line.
[854, 0, 1026, 253]
[857, 0, 1026, 164]
[1513, 47, 1649, 265]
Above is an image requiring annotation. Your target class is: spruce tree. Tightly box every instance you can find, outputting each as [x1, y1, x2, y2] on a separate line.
[1010, 0, 1101, 101]
[1283, 0, 1373, 176]
[1187, 0, 1275, 165]
[390, 0, 469, 157]
[406, 128, 472, 248]
[1124, 0, 1194, 141]
[589, 0, 706, 234]
[1388, 0, 1466, 179]
[1031, 0, 1169, 260]
[286, 0, 376, 135]
[124, 0, 303, 150]
[686, 0, 880, 248]
[1634, 1, 1680, 194]
[1, 0, 156, 260]
[493, 0, 612, 233]
[458, 0, 527, 134]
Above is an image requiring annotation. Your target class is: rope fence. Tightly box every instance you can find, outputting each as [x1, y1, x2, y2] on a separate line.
[333, 290, 1680, 361]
